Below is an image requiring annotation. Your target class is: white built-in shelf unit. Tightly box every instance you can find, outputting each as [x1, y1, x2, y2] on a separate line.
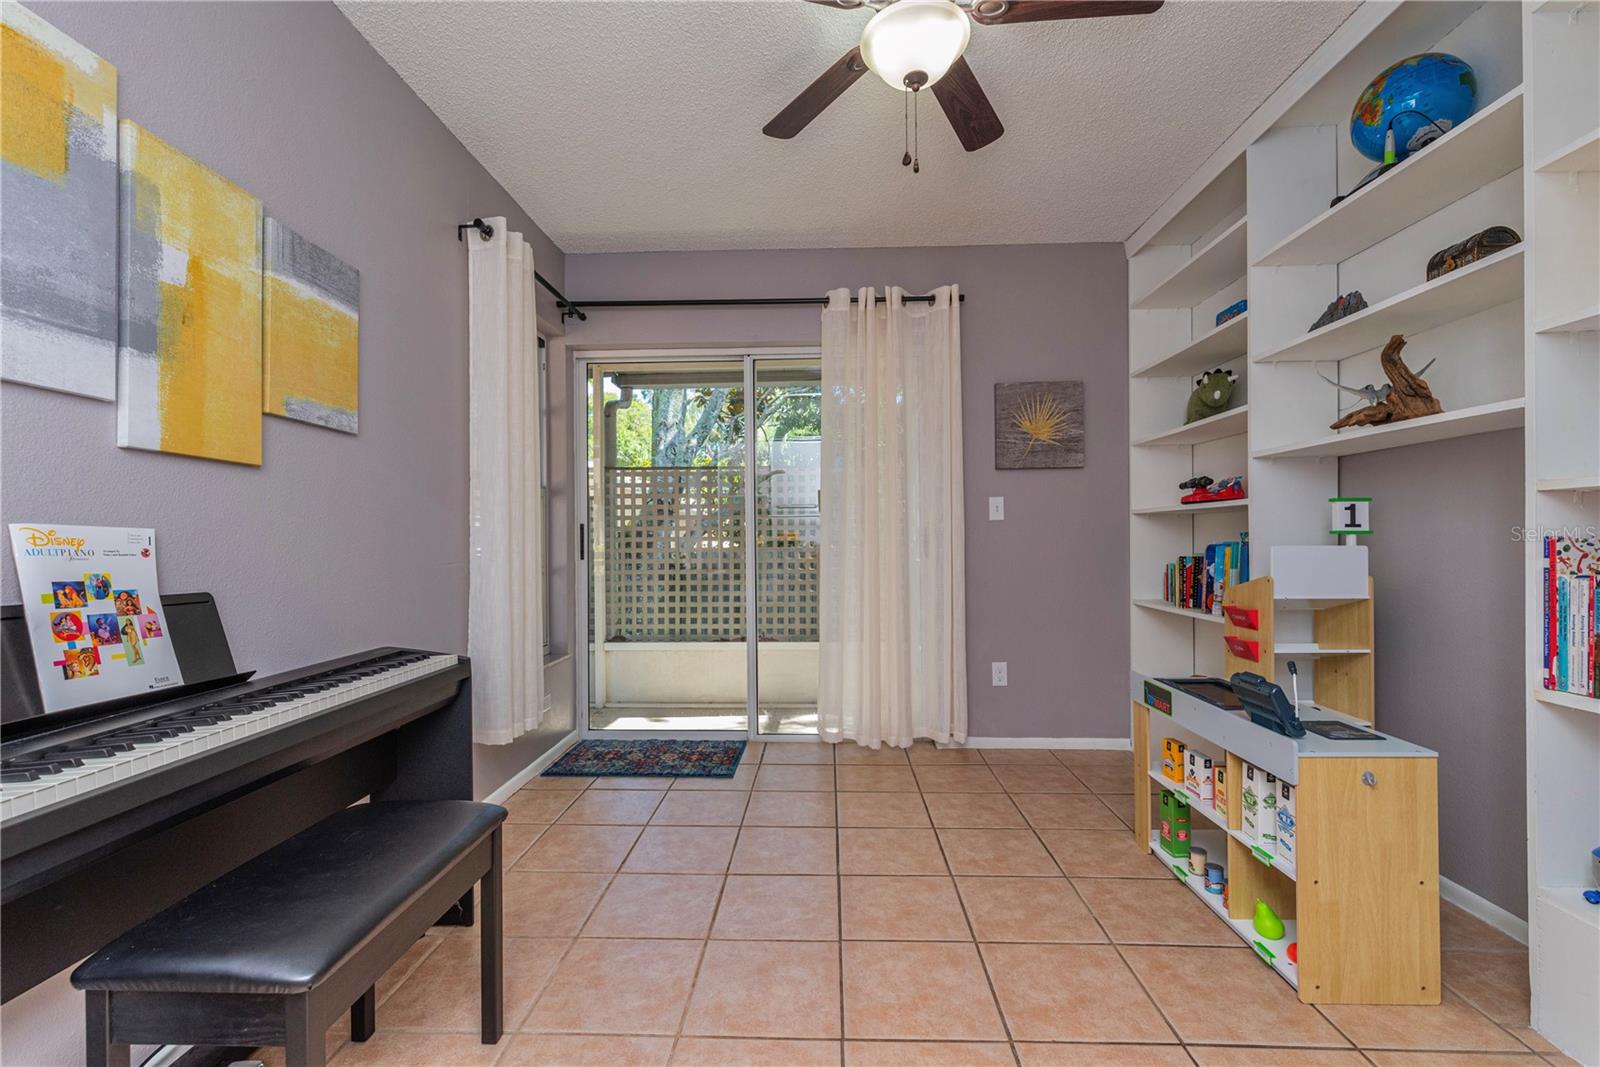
[1128, 144, 1250, 681]
[1521, 3, 1600, 1064]
[1129, 3, 1597, 1060]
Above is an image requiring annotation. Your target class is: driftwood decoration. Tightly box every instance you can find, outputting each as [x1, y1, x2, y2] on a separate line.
[1329, 334, 1443, 429]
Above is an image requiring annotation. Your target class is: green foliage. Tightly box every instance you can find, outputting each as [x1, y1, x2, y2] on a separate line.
[652, 387, 736, 467]
[605, 383, 821, 468]
[612, 395, 653, 467]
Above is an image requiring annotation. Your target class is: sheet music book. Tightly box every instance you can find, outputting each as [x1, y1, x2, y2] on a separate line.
[8, 524, 184, 712]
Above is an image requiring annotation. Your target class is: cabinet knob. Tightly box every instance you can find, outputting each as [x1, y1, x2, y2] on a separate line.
[1361, 771, 1377, 787]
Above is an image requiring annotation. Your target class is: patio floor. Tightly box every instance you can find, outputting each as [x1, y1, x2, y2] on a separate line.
[590, 704, 817, 735]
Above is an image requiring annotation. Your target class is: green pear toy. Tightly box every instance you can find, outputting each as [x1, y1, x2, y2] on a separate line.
[1252, 899, 1286, 940]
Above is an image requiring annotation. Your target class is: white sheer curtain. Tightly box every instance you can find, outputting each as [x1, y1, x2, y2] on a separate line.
[818, 286, 967, 749]
[466, 217, 546, 744]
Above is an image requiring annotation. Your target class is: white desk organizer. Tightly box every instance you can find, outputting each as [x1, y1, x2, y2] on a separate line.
[1269, 545, 1370, 609]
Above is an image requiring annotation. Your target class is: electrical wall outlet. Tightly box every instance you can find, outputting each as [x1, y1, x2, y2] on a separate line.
[991, 661, 1008, 686]
[988, 496, 1005, 521]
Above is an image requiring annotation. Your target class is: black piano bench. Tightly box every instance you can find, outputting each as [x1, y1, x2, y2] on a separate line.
[71, 800, 507, 1067]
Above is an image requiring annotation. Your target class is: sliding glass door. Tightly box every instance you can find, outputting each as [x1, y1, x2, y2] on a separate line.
[579, 352, 822, 737]
[752, 358, 822, 735]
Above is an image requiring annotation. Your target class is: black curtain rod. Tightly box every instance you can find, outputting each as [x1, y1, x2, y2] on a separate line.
[540, 273, 586, 321]
[566, 294, 965, 311]
[457, 218, 588, 321]
[458, 217, 964, 323]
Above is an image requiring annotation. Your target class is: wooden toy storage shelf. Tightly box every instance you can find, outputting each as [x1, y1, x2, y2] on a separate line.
[1131, 674, 1440, 1006]
[1221, 575, 1376, 724]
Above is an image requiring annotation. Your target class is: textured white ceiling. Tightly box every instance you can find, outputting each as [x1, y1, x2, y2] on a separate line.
[340, 0, 1355, 253]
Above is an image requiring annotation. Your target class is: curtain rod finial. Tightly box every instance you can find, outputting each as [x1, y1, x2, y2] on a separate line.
[456, 218, 495, 243]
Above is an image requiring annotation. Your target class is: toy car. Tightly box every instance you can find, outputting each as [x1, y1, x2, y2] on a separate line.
[1179, 475, 1245, 505]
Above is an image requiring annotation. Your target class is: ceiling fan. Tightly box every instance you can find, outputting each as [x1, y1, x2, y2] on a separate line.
[764, 0, 1164, 166]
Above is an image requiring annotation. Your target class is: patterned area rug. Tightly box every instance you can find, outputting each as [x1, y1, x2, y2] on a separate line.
[543, 739, 747, 779]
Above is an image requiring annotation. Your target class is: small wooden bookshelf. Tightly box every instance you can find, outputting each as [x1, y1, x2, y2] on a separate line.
[1131, 675, 1439, 1004]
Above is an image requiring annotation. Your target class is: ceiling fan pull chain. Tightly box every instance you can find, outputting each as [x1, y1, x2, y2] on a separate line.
[902, 89, 911, 167]
[912, 88, 920, 173]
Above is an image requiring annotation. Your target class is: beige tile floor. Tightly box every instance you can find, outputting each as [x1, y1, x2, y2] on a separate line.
[274, 742, 1568, 1067]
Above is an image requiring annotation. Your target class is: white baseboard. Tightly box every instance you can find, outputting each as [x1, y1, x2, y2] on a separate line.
[1441, 875, 1529, 945]
[484, 729, 581, 805]
[959, 737, 1132, 750]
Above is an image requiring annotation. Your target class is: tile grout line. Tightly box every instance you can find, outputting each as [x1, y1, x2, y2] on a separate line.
[470, 744, 1533, 1064]
[835, 745, 847, 1064]
[464, 774, 591, 1065]
[1094, 751, 1440, 1061]
[517, 774, 640, 1037]
[916, 772, 1020, 1065]
[673, 740, 759, 1063]
[1075, 757, 1289, 1058]
[674, 739, 756, 1057]
[671, 745, 761, 1057]
[519, 778, 603, 1035]
[1076, 764, 1279, 1057]
[1025, 776, 1188, 1052]
[1309, 994, 1364, 1057]
[527, 742, 757, 1056]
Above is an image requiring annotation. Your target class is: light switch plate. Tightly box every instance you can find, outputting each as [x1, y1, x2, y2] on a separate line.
[991, 661, 1008, 687]
[988, 496, 1005, 521]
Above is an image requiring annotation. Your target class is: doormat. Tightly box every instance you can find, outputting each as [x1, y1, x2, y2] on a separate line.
[543, 739, 747, 779]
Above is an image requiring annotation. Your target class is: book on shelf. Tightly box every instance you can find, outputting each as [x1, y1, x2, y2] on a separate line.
[1163, 533, 1249, 614]
[1542, 533, 1599, 698]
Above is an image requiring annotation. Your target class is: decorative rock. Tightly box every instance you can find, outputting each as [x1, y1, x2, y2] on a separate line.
[1309, 291, 1368, 332]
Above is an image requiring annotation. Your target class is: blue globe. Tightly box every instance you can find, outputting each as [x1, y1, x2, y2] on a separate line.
[1350, 53, 1477, 163]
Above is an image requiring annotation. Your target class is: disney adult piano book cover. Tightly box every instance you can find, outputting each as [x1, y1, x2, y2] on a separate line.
[8, 524, 183, 712]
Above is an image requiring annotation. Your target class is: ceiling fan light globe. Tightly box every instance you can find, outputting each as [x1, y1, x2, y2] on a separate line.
[859, 0, 971, 91]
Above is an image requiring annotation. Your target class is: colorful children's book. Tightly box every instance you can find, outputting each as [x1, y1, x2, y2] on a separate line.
[1544, 534, 1600, 696]
[8, 524, 185, 712]
[1160, 534, 1249, 616]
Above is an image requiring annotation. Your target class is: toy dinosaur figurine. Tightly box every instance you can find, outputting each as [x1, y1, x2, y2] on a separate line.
[1327, 335, 1442, 429]
[1185, 368, 1237, 424]
[1317, 357, 1435, 408]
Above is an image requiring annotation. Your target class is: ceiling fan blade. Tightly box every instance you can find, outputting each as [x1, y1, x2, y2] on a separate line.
[763, 46, 868, 139]
[931, 56, 1004, 151]
[969, 0, 1163, 26]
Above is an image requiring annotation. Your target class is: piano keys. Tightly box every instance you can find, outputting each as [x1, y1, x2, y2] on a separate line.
[0, 649, 458, 822]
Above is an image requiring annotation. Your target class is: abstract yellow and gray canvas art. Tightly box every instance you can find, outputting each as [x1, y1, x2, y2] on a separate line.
[117, 120, 263, 466]
[0, 5, 118, 400]
[264, 219, 359, 433]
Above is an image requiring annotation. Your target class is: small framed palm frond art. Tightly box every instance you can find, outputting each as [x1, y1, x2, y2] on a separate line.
[994, 380, 1085, 469]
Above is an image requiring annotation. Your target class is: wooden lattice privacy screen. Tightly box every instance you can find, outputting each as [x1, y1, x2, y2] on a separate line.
[601, 466, 820, 642]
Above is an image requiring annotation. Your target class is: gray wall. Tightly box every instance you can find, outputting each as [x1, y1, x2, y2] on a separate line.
[0, 6, 572, 1059]
[564, 244, 1130, 740]
[1342, 429, 1527, 919]
[0, 0, 577, 800]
